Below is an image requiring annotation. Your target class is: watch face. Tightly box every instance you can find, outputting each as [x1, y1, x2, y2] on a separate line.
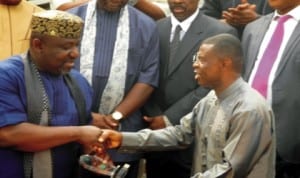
[112, 111, 123, 120]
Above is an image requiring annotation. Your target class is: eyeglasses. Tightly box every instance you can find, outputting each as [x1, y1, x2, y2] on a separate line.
[192, 52, 199, 64]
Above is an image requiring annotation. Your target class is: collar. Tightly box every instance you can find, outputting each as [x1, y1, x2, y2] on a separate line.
[218, 77, 244, 101]
[273, 5, 300, 21]
[170, 8, 199, 33]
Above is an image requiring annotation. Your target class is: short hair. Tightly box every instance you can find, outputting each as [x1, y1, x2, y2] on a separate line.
[202, 33, 243, 72]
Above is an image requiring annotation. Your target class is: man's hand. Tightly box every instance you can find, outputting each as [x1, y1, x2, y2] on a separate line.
[98, 129, 122, 149]
[222, 0, 258, 27]
[143, 115, 166, 130]
[92, 112, 119, 130]
[77, 125, 104, 149]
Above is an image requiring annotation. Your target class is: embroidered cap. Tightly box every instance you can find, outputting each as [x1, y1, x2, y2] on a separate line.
[30, 10, 84, 39]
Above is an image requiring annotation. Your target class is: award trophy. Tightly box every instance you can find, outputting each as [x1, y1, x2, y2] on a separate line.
[79, 150, 130, 178]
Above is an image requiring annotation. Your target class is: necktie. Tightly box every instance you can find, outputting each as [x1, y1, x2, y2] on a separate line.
[169, 25, 182, 69]
[252, 15, 291, 98]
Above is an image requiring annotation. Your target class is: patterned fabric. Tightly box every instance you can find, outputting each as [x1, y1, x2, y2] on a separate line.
[22, 54, 52, 178]
[31, 10, 83, 39]
[79, 0, 130, 114]
[121, 78, 276, 178]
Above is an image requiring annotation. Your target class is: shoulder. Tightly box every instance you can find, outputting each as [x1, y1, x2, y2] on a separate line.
[193, 12, 238, 35]
[245, 13, 272, 30]
[199, 13, 233, 29]
[68, 3, 87, 17]
[128, 5, 156, 28]
[156, 16, 171, 27]
[69, 69, 89, 86]
[0, 56, 24, 73]
[234, 82, 272, 115]
[22, 0, 44, 11]
[0, 56, 24, 84]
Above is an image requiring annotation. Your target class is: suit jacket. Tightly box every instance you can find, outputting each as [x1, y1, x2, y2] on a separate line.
[143, 11, 238, 170]
[242, 13, 300, 163]
[145, 11, 237, 125]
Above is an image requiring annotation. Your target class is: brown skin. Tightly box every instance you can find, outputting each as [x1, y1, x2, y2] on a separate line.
[0, 0, 21, 5]
[56, 0, 89, 11]
[29, 33, 80, 75]
[93, 83, 154, 130]
[0, 35, 104, 153]
[0, 123, 103, 152]
[97, 0, 128, 12]
[268, 0, 300, 14]
[192, 44, 240, 96]
[168, 0, 199, 22]
[134, 0, 166, 20]
[222, 0, 259, 27]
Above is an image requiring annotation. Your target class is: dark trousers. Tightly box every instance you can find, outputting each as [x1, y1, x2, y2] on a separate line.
[145, 147, 193, 178]
[146, 156, 191, 178]
[276, 155, 300, 178]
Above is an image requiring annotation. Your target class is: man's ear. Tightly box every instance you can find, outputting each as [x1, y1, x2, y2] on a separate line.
[31, 38, 43, 52]
[222, 57, 232, 68]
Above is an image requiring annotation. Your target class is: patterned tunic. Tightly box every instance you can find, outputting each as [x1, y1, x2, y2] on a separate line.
[120, 78, 275, 178]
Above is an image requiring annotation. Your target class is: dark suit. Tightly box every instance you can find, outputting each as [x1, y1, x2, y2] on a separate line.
[242, 13, 300, 176]
[200, 0, 273, 37]
[143, 11, 237, 178]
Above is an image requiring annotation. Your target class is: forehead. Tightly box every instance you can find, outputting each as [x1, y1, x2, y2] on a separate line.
[42, 35, 80, 44]
[199, 44, 215, 56]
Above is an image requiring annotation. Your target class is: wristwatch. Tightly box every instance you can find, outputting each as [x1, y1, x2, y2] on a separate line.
[112, 111, 123, 121]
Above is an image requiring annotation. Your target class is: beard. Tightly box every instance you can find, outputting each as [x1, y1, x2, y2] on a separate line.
[0, 0, 22, 5]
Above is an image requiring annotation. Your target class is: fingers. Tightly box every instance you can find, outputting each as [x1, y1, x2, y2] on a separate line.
[143, 116, 154, 123]
[240, 0, 248, 4]
[92, 114, 116, 129]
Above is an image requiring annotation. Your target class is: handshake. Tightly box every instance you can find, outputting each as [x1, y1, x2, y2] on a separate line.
[79, 129, 129, 178]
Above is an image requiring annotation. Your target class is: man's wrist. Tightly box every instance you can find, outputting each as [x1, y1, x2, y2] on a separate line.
[163, 115, 173, 127]
[111, 111, 123, 121]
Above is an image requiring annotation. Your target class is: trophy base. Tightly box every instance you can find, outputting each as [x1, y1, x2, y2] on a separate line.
[79, 154, 130, 178]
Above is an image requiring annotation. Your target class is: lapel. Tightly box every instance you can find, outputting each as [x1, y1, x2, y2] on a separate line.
[167, 12, 204, 76]
[244, 14, 273, 80]
[158, 18, 172, 79]
[275, 21, 300, 78]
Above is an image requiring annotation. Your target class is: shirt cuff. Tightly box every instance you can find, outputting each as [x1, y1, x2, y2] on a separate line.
[163, 115, 173, 127]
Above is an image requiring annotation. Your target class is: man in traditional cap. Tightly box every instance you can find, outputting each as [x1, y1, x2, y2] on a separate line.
[0, 10, 103, 178]
[69, 0, 160, 178]
[0, 0, 44, 60]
